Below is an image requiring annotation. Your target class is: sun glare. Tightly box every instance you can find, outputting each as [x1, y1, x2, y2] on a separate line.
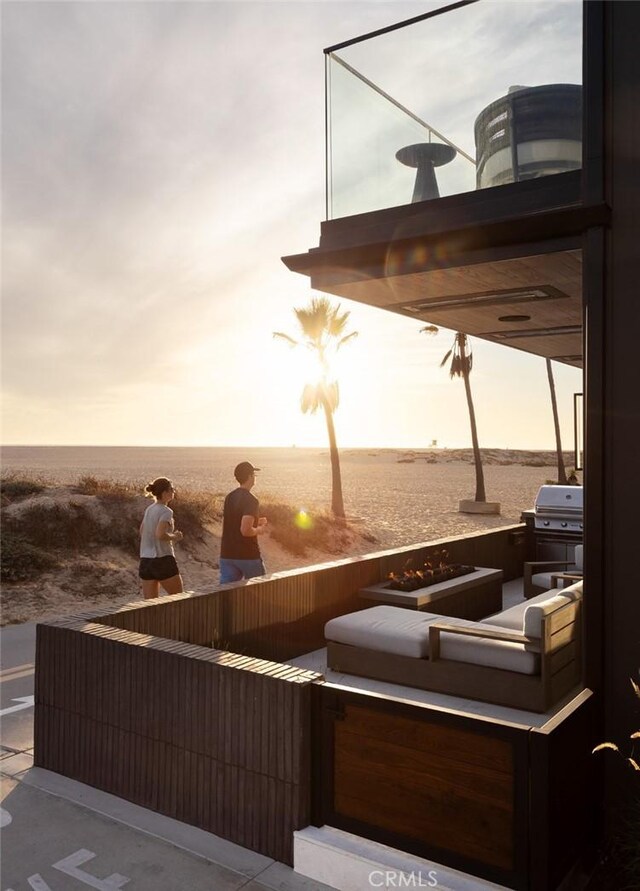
[294, 509, 314, 530]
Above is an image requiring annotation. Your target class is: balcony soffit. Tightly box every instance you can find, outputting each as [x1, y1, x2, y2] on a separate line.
[311, 249, 583, 368]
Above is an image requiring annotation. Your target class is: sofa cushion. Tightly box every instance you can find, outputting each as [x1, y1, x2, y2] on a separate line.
[561, 579, 583, 599]
[487, 588, 566, 631]
[574, 545, 583, 571]
[325, 607, 539, 674]
[531, 571, 556, 591]
[439, 618, 540, 675]
[325, 606, 442, 658]
[523, 593, 575, 638]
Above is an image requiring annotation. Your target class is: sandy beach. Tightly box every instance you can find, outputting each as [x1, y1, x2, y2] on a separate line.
[1, 446, 580, 626]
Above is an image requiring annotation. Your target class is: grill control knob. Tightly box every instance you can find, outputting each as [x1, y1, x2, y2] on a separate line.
[561, 522, 568, 528]
[543, 520, 550, 526]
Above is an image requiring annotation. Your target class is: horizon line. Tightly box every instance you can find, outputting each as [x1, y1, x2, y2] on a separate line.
[1, 443, 576, 452]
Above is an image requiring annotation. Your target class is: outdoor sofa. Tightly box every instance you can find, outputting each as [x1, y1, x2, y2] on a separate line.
[325, 580, 583, 712]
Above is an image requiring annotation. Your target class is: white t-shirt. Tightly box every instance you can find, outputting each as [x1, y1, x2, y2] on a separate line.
[140, 502, 174, 558]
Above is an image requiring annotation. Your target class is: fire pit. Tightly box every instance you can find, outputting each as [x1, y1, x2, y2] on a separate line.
[358, 553, 503, 619]
[384, 549, 475, 592]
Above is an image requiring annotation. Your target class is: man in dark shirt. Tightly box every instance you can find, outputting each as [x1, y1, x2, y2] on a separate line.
[219, 461, 268, 584]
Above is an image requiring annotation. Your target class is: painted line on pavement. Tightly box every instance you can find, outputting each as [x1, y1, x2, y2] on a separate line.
[0, 663, 35, 683]
[0, 696, 35, 717]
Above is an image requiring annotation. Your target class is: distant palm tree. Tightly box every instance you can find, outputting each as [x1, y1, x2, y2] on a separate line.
[422, 327, 487, 503]
[274, 296, 358, 519]
[546, 358, 568, 484]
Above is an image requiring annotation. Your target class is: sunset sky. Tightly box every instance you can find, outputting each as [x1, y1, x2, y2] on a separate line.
[2, 0, 583, 450]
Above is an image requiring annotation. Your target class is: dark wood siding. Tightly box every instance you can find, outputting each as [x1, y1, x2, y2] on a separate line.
[34, 620, 319, 864]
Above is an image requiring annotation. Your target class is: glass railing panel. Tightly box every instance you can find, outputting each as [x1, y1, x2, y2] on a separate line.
[327, 54, 475, 219]
[326, 0, 583, 220]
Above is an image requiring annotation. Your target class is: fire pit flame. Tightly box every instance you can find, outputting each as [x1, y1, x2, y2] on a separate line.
[386, 549, 474, 592]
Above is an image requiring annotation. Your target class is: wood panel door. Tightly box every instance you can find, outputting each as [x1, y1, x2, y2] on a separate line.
[316, 688, 529, 890]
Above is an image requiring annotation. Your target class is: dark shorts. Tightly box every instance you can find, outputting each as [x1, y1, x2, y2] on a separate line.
[139, 555, 179, 581]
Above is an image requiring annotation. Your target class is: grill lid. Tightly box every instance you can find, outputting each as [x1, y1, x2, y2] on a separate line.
[534, 485, 583, 515]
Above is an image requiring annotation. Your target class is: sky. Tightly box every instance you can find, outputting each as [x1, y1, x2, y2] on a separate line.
[1, 0, 583, 450]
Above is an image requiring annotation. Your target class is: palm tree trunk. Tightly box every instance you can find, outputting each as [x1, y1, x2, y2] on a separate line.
[546, 359, 567, 484]
[321, 398, 346, 519]
[462, 368, 487, 502]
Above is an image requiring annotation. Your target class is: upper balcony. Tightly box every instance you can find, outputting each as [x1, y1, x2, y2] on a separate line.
[325, 0, 583, 222]
[283, 1, 609, 372]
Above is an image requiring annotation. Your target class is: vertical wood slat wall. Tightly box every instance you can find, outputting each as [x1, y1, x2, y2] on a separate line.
[94, 525, 527, 664]
[34, 621, 320, 864]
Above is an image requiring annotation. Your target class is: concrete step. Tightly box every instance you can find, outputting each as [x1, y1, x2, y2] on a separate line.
[293, 825, 511, 891]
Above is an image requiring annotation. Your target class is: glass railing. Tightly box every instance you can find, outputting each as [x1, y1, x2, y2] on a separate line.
[325, 0, 583, 220]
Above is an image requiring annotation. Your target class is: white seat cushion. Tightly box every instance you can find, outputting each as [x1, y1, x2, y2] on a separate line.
[325, 607, 539, 674]
[523, 593, 577, 638]
[533, 548, 583, 592]
[574, 545, 583, 571]
[325, 606, 443, 658]
[439, 618, 540, 675]
[561, 579, 583, 599]
[488, 588, 570, 631]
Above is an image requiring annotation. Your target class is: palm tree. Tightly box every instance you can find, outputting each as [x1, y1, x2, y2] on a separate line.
[546, 358, 568, 484]
[274, 296, 358, 519]
[423, 327, 487, 503]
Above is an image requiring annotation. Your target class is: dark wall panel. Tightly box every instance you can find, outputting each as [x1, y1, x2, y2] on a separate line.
[34, 621, 318, 864]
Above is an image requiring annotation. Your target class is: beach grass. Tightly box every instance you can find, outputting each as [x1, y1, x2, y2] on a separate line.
[0, 474, 373, 589]
[1, 471, 49, 501]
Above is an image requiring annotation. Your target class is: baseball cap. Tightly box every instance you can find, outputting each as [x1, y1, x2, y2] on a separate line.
[234, 461, 261, 483]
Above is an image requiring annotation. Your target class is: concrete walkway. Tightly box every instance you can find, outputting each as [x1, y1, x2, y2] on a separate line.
[0, 622, 334, 891]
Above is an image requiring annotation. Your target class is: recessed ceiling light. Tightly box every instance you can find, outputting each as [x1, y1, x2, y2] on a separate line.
[498, 314, 531, 322]
[488, 325, 582, 340]
[401, 285, 569, 314]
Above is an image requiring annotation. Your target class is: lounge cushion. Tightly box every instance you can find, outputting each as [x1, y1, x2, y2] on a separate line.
[523, 593, 575, 638]
[532, 550, 583, 592]
[574, 545, 583, 571]
[439, 618, 540, 675]
[561, 579, 583, 599]
[325, 607, 539, 674]
[325, 606, 442, 658]
[531, 571, 557, 591]
[488, 588, 570, 631]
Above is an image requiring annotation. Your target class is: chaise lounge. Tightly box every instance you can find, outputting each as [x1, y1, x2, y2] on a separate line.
[325, 579, 583, 712]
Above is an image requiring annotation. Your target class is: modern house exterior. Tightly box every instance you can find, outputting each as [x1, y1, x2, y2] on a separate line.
[281, 0, 640, 881]
[33, 2, 639, 890]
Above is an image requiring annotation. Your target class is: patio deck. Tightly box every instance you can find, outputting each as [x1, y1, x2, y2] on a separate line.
[32, 526, 595, 891]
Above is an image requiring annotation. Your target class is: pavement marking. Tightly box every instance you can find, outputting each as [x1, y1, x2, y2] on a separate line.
[4, 849, 132, 891]
[27, 877, 53, 891]
[0, 663, 35, 683]
[0, 696, 35, 717]
[53, 849, 131, 889]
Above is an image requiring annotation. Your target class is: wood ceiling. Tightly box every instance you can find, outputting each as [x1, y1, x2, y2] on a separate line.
[313, 248, 583, 368]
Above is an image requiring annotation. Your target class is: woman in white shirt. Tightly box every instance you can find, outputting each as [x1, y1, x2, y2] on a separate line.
[139, 477, 184, 599]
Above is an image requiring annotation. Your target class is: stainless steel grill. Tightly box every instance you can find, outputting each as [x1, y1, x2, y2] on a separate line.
[521, 485, 583, 561]
[530, 484, 583, 532]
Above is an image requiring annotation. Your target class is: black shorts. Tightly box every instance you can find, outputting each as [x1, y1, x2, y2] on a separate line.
[139, 555, 179, 581]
